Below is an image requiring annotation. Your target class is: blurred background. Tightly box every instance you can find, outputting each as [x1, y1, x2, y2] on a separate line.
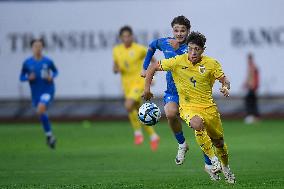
[0, 0, 283, 121]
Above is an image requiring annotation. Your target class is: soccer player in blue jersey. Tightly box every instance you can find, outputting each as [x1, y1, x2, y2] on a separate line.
[142, 16, 219, 180]
[20, 39, 58, 149]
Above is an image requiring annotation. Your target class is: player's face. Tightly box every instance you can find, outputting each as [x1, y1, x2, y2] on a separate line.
[32, 41, 43, 56]
[172, 24, 189, 43]
[188, 43, 204, 64]
[120, 31, 133, 47]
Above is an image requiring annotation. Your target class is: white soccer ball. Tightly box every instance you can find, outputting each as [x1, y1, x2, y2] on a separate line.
[138, 102, 161, 126]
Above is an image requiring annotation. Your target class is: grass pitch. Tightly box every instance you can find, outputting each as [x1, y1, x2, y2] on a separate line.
[0, 120, 283, 188]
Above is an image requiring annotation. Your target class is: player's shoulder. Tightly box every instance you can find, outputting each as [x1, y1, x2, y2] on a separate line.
[175, 53, 188, 61]
[202, 56, 220, 65]
[42, 56, 54, 63]
[23, 56, 34, 65]
[150, 37, 170, 45]
[133, 42, 147, 50]
[113, 44, 123, 51]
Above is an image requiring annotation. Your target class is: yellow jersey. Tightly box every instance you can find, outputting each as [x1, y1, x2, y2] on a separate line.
[113, 42, 147, 91]
[160, 54, 224, 108]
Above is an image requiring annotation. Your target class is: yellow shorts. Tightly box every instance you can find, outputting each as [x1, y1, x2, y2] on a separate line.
[124, 86, 143, 103]
[180, 105, 224, 140]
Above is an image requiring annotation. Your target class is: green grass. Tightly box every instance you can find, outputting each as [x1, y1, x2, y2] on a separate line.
[0, 120, 284, 188]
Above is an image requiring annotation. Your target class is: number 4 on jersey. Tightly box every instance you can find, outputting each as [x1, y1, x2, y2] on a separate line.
[190, 77, 196, 87]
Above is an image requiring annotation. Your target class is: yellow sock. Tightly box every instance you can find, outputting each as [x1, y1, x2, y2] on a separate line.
[128, 109, 142, 131]
[143, 125, 156, 137]
[195, 129, 215, 158]
[215, 143, 229, 166]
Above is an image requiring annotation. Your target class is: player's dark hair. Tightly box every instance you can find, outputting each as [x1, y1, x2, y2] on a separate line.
[186, 31, 206, 48]
[171, 15, 191, 30]
[119, 25, 133, 36]
[30, 38, 45, 48]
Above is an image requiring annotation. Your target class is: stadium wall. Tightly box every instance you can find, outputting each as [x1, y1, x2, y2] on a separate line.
[0, 0, 283, 120]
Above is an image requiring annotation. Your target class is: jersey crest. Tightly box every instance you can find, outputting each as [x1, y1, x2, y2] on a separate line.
[199, 65, 206, 74]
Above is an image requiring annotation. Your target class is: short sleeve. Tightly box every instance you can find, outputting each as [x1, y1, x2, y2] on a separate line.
[112, 47, 118, 64]
[160, 56, 178, 71]
[213, 60, 224, 79]
[149, 39, 159, 50]
[141, 46, 147, 58]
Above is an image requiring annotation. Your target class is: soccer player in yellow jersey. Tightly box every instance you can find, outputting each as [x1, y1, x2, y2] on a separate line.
[113, 26, 160, 151]
[143, 32, 236, 183]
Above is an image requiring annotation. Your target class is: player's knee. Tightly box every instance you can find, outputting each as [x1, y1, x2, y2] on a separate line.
[124, 100, 135, 112]
[190, 116, 204, 131]
[212, 139, 224, 148]
[165, 105, 179, 120]
[36, 104, 46, 115]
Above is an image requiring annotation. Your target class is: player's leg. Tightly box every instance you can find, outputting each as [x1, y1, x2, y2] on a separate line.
[125, 99, 144, 145]
[205, 108, 235, 183]
[164, 94, 188, 164]
[36, 93, 56, 149]
[212, 139, 235, 183]
[190, 115, 221, 173]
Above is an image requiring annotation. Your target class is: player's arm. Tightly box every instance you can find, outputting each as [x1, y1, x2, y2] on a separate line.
[47, 61, 58, 82]
[143, 56, 177, 100]
[19, 62, 35, 82]
[213, 60, 230, 97]
[219, 75, 230, 97]
[112, 48, 120, 74]
[142, 61, 163, 100]
[113, 61, 120, 74]
[141, 40, 159, 77]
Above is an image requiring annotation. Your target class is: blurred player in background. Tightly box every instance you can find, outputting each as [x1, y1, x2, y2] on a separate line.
[244, 53, 260, 124]
[143, 32, 236, 183]
[20, 39, 58, 149]
[142, 15, 214, 179]
[113, 26, 159, 151]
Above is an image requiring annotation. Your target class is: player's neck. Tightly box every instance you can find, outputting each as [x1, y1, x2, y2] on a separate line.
[124, 43, 132, 48]
[33, 54, 43, 61]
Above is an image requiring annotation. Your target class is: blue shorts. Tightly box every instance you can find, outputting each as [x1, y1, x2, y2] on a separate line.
[163, 92, 179, 105]
[32, 93, 53, 108]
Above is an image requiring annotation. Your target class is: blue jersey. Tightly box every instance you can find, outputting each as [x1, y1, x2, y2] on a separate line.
[20, 56, 58, 106]
[143, 37, 188, 95]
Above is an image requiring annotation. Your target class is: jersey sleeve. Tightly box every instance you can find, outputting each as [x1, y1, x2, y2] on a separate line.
[143, 39, 160, 70]
[49, 60, 58, 78]
[112, 47, 118, 65]
[19, 62, 28, 82]
[212, 60, 224, 79]
[159, 56, 178, 72]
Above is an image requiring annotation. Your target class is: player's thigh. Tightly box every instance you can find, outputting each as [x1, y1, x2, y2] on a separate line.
[37, 93, 52, 114]
[203, 107, 224, 140]
[163, 92, 179, 105]
[164, 93, 179, 118]
[179, 107, 202, 127]
[124, 87, 143, 112]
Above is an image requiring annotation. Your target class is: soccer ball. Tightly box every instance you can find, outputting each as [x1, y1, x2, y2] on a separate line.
[138, 102, 161, 126]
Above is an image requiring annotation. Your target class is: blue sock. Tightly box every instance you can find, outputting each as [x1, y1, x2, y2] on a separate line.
[204, 153, 212, 165]
[175, 131, 185, 144]
[40, 114, 52, 136]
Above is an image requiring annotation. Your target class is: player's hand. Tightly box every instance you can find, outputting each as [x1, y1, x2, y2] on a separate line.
[28, 73, 36, 81]
[168, 39, 179, 50]
[46, 76, 53, 82]
[220, 86, 230, 97]
[142, 90, 153, 101]
[140, 69, 146, 78]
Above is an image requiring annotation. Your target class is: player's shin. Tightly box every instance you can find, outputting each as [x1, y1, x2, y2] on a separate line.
[215, 143, 229, 166]
[128, 109, 142, 132]
[194, 129, 215, 158]
[39, 113, 52, 136]
[128, 109, 144, 145]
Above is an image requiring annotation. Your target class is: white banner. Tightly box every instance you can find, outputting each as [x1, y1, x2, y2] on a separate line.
[0, 0, 283, 98]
